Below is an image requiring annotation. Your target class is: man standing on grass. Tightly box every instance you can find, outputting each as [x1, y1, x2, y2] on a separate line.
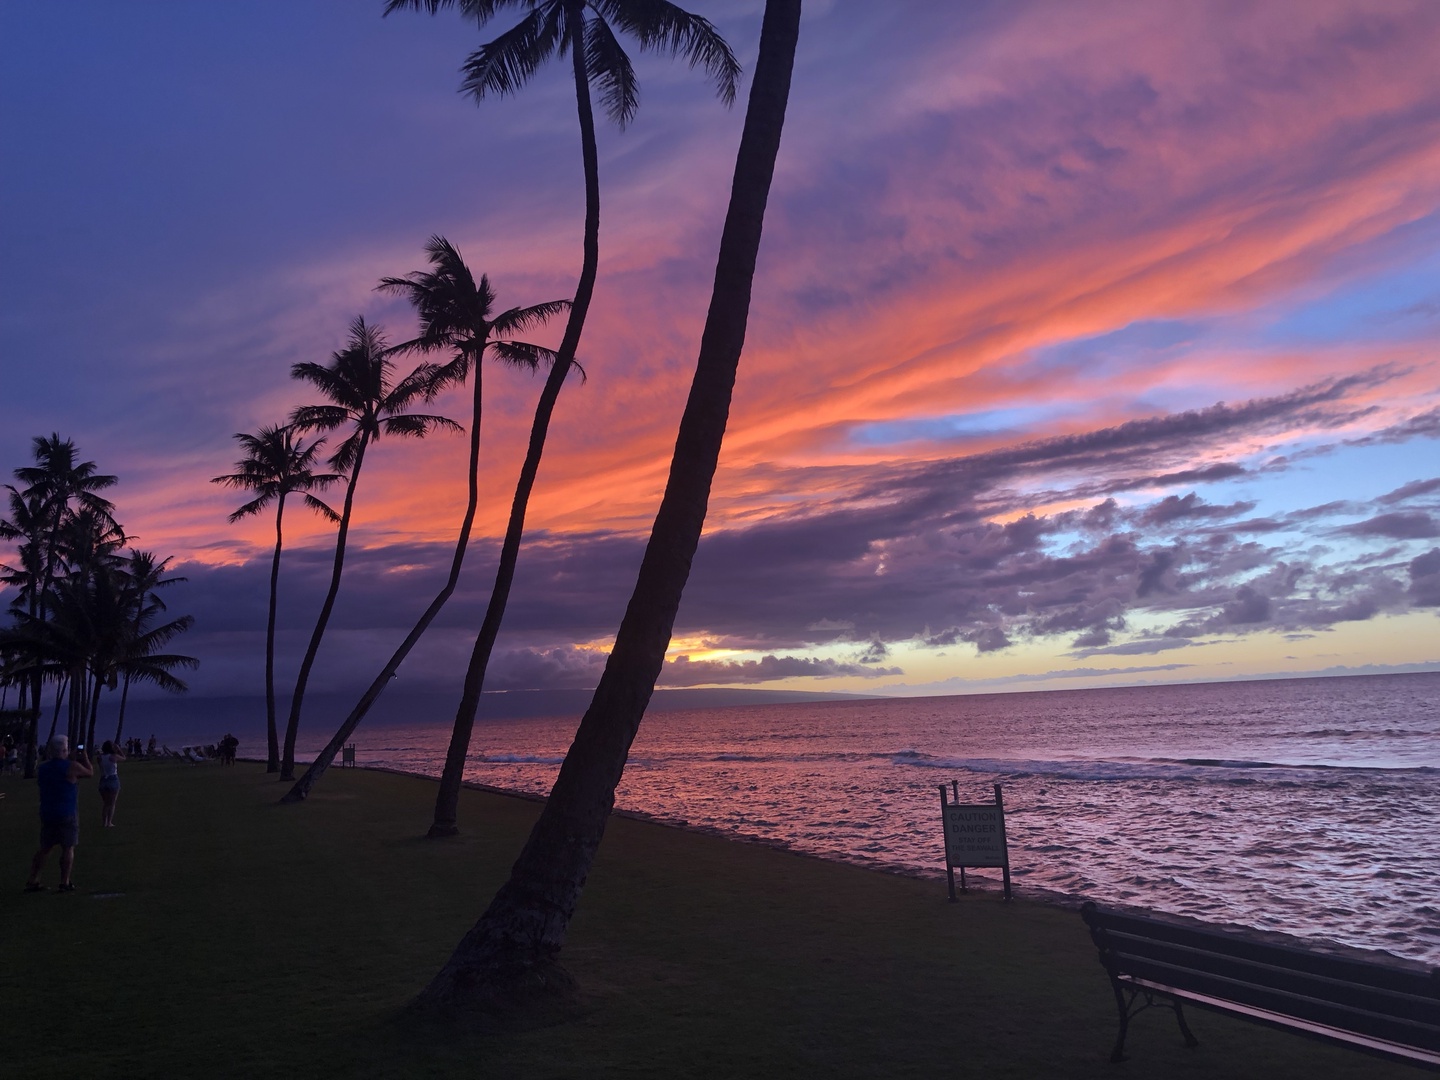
[25, 735, 91, 894]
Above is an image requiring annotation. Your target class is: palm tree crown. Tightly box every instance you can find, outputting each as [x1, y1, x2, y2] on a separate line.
[387, 0, 740, 127]
[211, 425, 343, 526]
[289, 316, 460, 466]
[379, 234, 569, 387]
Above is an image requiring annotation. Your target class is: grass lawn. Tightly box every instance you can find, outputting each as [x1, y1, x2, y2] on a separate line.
[1, 760, 1429, 1079]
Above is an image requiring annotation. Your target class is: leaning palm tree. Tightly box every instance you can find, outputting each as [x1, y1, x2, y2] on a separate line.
[211, 426, 341, 771]
[279, 317, 459, 780]
[282, 239, 566, 802]
[413, 0, 801, 1017]
[386, 0, 741, 837]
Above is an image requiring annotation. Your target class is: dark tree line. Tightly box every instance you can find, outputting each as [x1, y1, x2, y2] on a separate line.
[0, 435, 196, 776]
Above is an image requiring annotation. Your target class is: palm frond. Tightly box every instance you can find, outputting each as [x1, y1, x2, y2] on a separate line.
[379, 413, 466, 440]
[290, 404, 354, 434]
[490, 298, 570, 337]
[383, 1, 529, 21]
[585, 13, 640, 126]
[488, 340, 552, 371]
[225, 495, 273, 523]
[302, 494, 342, 524]
[460, 4, 565, 102]
[328, 431, 366, 474]
[597, 0, 741, 105]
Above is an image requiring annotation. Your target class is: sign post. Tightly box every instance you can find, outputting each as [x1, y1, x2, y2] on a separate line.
[939, 781, 1012, 901]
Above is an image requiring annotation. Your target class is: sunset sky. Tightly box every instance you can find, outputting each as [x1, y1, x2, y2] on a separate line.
[3, 0, 1438, 706]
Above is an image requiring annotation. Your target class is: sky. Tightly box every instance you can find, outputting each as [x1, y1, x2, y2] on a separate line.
[2, 0, 1438, 707]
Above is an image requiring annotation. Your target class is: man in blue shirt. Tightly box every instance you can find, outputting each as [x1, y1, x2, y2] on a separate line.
[25, 735, 92, 893]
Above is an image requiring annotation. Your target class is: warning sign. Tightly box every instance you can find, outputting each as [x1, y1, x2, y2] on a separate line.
[942, 803, 1007, 867]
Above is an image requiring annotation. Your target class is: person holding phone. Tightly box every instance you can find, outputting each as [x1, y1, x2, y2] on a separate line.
[25, 735, 91, 893]
[96, 740, 126, 826]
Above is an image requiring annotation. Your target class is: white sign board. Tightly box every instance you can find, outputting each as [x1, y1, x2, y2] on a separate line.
[942, 802, 1007, 867]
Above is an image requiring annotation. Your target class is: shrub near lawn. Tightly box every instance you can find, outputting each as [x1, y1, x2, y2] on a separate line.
[0, 761, 1426, 1079]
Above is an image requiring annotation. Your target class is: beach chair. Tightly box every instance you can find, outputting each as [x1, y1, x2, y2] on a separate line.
[341, 744, 356, 768]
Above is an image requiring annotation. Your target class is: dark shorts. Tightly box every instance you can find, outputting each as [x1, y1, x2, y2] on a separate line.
[99, 775, 120, 794]
[40, 816, 79, 849]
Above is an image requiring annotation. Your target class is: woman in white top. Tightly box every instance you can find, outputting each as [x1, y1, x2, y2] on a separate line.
[97, 740, 126, 826]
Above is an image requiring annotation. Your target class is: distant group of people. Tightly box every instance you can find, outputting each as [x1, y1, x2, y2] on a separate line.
[2, 736, 21, 773]
[218, 733, 239, 765]
[119, 736, 155, 758]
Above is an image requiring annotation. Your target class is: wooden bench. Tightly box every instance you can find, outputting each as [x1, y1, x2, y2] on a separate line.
[1080, 901, 1440, 1069]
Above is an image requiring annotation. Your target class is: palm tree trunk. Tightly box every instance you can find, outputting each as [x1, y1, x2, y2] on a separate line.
[282, 365, 487, 803]
[23, 707, 38, 778]
[425, 0, 603, 839]
[280, 438, 369, 780]
[266, 495, 288, 772]
[412, 0, 800, 1014]
[86, 671, 101, 750]
[113, 671, 132, 744]
[48, 676, 66, 742]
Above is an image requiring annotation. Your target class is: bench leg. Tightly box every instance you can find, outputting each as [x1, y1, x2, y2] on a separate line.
[1172, 1000, 1200, 1048]
[1108, 980, 1132, 1063]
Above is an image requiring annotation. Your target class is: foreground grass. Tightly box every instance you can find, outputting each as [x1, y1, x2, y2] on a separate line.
[0, 761, 1427, 1079]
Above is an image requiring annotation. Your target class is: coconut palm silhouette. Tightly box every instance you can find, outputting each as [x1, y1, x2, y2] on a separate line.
[212, 425, 341, 771]
[412, 0, 802, 1017]
[279, 317, 459, 780]
[386, 0, 741, 838]
[283, 239, 566, 802]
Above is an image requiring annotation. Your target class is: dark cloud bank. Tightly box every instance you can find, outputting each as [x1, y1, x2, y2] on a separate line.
[148, 373, 1440, 700]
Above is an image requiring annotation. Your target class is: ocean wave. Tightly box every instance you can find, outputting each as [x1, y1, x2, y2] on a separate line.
[477, 753, 565, 765]
[889, 751, 1437, 783]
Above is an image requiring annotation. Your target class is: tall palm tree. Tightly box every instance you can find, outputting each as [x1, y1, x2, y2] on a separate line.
[279, 317, 460, 780]
[282, 238, 566, 802]
[211, 426, 341, 771]
[414, 0, 801, 1015]
[386, 0, 741, 838]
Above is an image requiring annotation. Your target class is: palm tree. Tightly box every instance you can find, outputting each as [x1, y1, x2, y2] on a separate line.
[52, 506, 131, 748]
[386, 0, 741, 838]
[6, 549, 195, 750]
[279, 317, 460, 780]
[0, 484, 48, 730]
[413, 0, 801, 1015]
[282, 238, 566, 803]
[212, 426, 341, 771]
[111, 551, 190, 745]
[3, 436, 116, 774]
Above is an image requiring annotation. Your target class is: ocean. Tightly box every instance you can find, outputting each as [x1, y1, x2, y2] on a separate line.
[230, 672, 1440, 963]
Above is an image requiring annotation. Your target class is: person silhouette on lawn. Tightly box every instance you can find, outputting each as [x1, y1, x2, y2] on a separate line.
[25, 735, 92, 893]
